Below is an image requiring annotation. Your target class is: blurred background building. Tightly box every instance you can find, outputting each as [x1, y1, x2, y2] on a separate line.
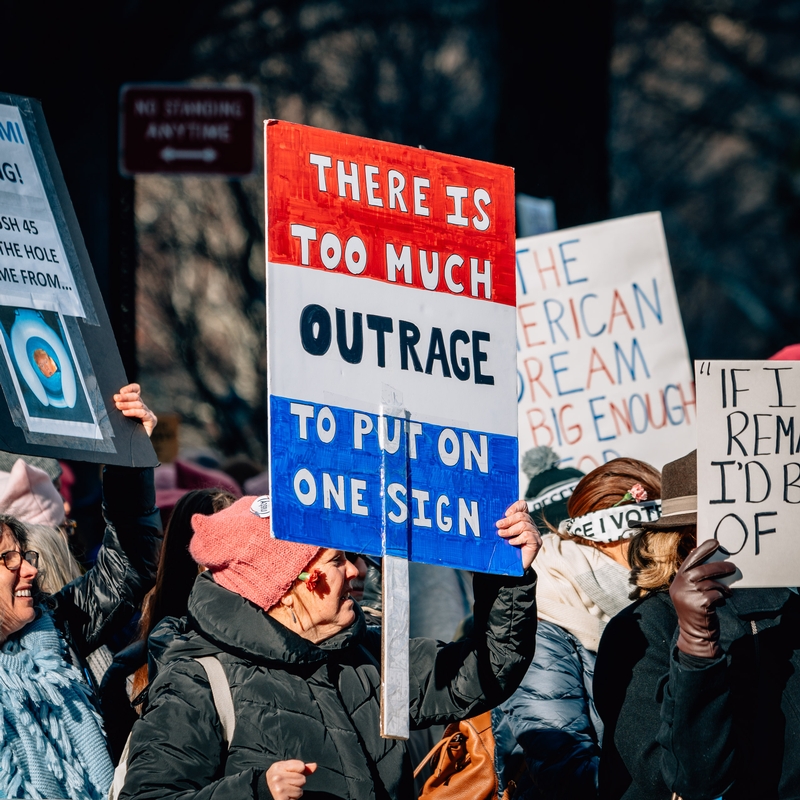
[1, 0, 798, 465]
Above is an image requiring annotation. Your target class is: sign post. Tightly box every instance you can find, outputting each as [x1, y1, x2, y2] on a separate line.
[0, 92, 156, 466]
[516, 212, 695, 485]
[265, 120, 519, 735]
[120, 84, 257, 176]
[697, 359, 800, 588]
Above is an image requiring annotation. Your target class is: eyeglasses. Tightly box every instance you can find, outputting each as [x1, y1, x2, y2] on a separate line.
[0, 550, 39, 571]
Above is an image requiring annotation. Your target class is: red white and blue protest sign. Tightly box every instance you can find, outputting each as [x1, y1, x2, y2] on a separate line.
[265, 121, 520, 574]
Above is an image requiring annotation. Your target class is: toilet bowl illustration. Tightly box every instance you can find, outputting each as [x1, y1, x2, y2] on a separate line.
[7, 309, 77, 409]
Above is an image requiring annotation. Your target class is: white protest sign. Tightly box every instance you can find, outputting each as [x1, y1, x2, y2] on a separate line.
[697, 360, 800, 588]
[516, 212, 695, 489]
[0, 103, 86, 318]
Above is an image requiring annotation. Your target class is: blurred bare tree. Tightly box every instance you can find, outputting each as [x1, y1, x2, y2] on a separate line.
[611, 0, 800, 359]
[136, 0, 500, 461]
[136, 0, 800, 462]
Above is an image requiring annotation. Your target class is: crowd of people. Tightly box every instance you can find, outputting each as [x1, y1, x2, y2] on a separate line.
[0, 374, 798, 800]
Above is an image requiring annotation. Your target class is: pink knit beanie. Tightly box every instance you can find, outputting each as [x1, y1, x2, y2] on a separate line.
[769, 344, 800, 361]
[0, 459, 66, 526]
[189, 495, 321, 610]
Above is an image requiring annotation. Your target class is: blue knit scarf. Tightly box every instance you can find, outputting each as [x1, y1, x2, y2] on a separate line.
[0, 610, 113, 799]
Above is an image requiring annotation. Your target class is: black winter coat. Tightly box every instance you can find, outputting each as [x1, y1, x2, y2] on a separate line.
[48, 466, 162, 674]
[120, 567, 538, 800]
[595, 587, 800, 800]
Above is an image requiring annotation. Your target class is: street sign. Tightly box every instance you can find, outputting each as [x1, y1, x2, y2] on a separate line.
[265, 120, 520, 576]
[119, 84, 257, 177]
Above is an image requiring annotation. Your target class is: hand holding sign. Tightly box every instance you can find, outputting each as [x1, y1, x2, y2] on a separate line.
[670, 539, 736, 659]
[495, 500, 542, 570]
[113, 383, 158, 438]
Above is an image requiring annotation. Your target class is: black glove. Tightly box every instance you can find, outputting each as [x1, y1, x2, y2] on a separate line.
[360, 555, 383, 616]
[669, 539, 736, 659]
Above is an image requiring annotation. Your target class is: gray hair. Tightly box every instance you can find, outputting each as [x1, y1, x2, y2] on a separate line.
[22, 524, 82, 595]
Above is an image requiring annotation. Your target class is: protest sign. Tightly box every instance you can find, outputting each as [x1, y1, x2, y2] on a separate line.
[265, 120, 519, 575]
[516, 212, 695, 490]
[0, 92, 156, 466]
[697, 360, 800, 588]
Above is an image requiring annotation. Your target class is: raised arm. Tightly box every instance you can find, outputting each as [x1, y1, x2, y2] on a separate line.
[658, 540, 737, 800]
[405, 566, 538, 727]
[50, 385, 162, 655]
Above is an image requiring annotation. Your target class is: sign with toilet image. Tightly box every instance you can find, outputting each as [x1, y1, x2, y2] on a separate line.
[0, 92, 156, 466]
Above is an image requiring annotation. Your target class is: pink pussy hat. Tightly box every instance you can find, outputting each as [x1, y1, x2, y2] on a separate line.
[769, 344, 800, 361]
[0, 459, 66, 527]
[189, 495, 321, 610]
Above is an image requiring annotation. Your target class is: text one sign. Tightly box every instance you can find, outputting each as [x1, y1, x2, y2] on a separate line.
[516, 212, 695, 486]
[120, 84, 257, 176]
[697, 360, 800, 587]
[266, 121, 521, 575]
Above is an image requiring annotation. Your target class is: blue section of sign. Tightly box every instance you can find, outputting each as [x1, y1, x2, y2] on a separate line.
[269, 394, 522, 575]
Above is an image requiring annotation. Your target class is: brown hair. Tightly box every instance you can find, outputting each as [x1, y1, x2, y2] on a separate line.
[545, 458, 662, 548]
[627, 526, 696, 600]
[130, 488, 236, 702]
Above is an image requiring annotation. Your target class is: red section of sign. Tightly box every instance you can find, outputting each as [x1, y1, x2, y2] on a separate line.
[267, 121, 516, 306]
[120, 85, 257, 176]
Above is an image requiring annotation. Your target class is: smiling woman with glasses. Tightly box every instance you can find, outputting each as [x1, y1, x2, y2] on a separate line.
[0, 383, 163, 800]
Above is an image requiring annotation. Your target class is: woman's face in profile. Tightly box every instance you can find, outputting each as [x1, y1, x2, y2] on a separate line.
[297, 549, 359, 640]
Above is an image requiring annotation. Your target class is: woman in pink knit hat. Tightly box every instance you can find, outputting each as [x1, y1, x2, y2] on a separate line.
[119, 496, 541, 800]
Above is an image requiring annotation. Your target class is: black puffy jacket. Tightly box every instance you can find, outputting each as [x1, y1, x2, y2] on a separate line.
[493, 619, 601, 800]
[47, 466, 162, 677]
[120, 567, 538, 800]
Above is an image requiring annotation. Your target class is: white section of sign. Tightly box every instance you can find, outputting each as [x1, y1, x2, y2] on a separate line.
[268, 261, 517, 436]
[696, 360, 800, 588]
[0, 104, 85, 318]
[516, 212, 695, 490]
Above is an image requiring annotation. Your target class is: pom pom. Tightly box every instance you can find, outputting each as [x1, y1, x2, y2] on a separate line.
[521, 446, 560, 479]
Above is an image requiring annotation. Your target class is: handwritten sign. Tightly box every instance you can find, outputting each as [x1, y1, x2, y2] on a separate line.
[697, 360, 800, 588]
[516, 212, 695, 488]
[266, 121, 520, 575]
[0, 92, 156, 466]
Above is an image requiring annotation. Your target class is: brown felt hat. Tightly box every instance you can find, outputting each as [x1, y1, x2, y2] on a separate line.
[631, 450, 697, 531]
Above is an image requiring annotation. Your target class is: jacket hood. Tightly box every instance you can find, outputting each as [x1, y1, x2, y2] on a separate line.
[185, 571, 367, 667]
[147, 615, 190, 679]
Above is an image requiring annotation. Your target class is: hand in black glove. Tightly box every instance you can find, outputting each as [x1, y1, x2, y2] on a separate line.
[669, 539, 737, 659]
[360, 555, 383, 617]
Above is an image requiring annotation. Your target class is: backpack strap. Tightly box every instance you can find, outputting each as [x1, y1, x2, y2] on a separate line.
[413, 732, 452, 779]
[195, 655, 236, 747]
[108, 654, 235, 800]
